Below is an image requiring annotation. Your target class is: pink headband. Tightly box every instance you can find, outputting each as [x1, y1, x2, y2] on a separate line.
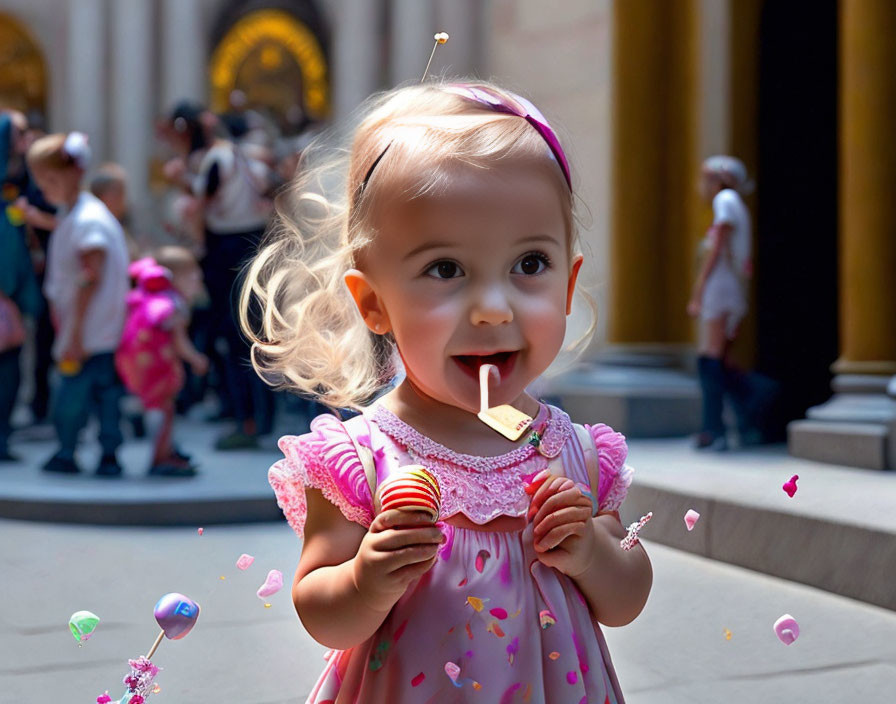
[359, 83, 572, 197]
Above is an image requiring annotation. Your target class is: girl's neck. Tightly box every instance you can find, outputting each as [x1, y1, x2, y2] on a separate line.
[378, 378, 541, 456]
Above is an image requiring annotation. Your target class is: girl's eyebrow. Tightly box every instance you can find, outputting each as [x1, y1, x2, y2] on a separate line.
[403, 233, 561, 261]
[403, 240, 453, 261]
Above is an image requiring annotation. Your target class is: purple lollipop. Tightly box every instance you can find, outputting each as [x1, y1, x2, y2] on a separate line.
[153, 593, 200, 641]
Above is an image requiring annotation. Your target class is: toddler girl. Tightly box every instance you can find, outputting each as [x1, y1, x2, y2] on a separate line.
[116, 247, 208, 476]
[242, 82, 652, 703]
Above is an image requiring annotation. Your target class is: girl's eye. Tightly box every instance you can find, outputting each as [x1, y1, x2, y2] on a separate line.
[512, 253, 551, 276]
[425, 260, 464, 279]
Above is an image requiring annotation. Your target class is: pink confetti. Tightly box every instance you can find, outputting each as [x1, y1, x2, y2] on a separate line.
[236, 554, 254, 570]
[783, 475, 799, 498]
[773, 614, 800, 645]
[566, 671, 578, 685]
[197, 528, 203, 536]
[444, 661, 460, 681]
[475, 549, 490, 573]
[684, 509, 700, 531]
[256, 569, 283, 599]
[411, 672, 425, 687]
[490, 607, 508, 619]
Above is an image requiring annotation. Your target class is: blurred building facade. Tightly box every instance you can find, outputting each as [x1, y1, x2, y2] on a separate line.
[1, 0, 893, 470]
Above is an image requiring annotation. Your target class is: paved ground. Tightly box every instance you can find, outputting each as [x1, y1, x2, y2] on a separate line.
[2, 518, 894, 703]
[2, 405, 895, 701]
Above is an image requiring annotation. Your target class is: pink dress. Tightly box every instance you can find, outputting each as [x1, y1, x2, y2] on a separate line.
[115, 264, 185, 410]
[270, 403, 634, 704]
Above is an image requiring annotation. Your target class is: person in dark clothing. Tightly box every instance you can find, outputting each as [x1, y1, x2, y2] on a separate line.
[160, 102, 276, 449]
[0, 113, 43, 460]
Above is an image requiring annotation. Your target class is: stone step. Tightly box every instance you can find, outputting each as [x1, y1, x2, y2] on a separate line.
[622, 438, 896, 611]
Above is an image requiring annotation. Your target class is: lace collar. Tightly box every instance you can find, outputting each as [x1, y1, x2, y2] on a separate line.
[369, 402, 572, 472]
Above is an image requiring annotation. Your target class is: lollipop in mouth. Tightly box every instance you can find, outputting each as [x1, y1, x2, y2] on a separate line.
[476, 363, 534, 441]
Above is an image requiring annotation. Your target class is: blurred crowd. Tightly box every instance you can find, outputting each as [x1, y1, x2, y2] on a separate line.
[0, 95, 320, 477]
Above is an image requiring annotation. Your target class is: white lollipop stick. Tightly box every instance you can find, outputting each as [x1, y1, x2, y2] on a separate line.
[476, 364, 533, 441]
[479, 363, 500, 413]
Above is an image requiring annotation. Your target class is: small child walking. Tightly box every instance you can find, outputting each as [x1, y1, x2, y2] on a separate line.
[240, 82, 652, 702]
[116, 247, 208, 476]
[28, 132, 130, 476]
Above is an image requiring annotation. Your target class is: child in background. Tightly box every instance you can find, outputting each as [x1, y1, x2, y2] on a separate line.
[116, 247, 208, 476]
[89, 162, 141, 260]
[240, 82, 652, 702]
[27, 132, 130, 477]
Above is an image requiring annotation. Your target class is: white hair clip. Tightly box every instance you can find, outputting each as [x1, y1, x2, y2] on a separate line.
[63, 131, 92, 170]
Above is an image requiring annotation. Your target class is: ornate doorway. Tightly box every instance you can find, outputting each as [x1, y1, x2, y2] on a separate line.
[209, 5, 329, 134]
[0, 13, 47, 116]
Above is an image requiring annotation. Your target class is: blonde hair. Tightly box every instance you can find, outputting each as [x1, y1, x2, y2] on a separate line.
[240, 81, 595, 410]
[26, 133, 80, 173]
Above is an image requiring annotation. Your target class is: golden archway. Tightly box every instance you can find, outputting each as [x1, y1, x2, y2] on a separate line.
[0, 12, 47, 114]
[209, 9, 329, 130]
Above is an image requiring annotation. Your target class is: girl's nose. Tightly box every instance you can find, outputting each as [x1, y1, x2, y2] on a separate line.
[470, 284, 514, 326]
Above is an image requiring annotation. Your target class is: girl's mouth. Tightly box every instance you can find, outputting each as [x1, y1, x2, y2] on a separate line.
[452, 351, 518, 381]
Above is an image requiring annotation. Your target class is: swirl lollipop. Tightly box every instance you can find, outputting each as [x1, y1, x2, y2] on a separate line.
[376, 465, 441, 521]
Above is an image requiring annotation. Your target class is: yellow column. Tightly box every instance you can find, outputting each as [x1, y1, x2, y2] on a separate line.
[725, 0, 762, 369]
[836, 0, 896, 374]
[609, 0, 699, 345]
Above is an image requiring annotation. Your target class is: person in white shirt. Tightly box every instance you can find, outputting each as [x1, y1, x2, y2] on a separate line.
[687, 155, 754, 450]
[27, 132, 129, 476]
[160, 102, 275, 450]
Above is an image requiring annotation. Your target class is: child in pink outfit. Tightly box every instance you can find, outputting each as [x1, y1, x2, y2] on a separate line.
[272, 406, 633, 702]
[116, 249, 207, 476]
[242, 81, 652, 703]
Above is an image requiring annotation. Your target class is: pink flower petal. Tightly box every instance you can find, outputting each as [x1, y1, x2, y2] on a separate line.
[256, 570, 283, 598]
[236, 554, 255, 570]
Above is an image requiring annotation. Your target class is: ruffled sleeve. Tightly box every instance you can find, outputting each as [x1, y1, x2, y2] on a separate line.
[269, 414, 375, 538]
[586, 423, 634, 513]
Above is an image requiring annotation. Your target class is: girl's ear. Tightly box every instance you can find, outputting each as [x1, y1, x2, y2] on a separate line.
[566, 254, 584, 315]
[344, 269, 392, 334]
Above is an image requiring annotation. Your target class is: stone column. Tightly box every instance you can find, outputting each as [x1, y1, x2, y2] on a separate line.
[390, 0, 435, 84]
[547, 0, 702, 437]
[609, 0, 699, 347]
[334, 0, 382, 119]
[162, 0, 206, 111]
[788, 0, 896, 470]
[836, 0, 896, 375]
[111, 0, 152, 228]
[725, 0, 762, 369]
[67, 0, 106, 160]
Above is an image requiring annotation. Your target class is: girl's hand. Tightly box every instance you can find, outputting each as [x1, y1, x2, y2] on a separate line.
[528, 475, 596, 577]
[351, 509, 443, 612]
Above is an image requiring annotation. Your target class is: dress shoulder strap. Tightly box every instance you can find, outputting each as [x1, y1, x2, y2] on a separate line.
[341, 415, 378, 502]
[573, 423, 599, 482]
